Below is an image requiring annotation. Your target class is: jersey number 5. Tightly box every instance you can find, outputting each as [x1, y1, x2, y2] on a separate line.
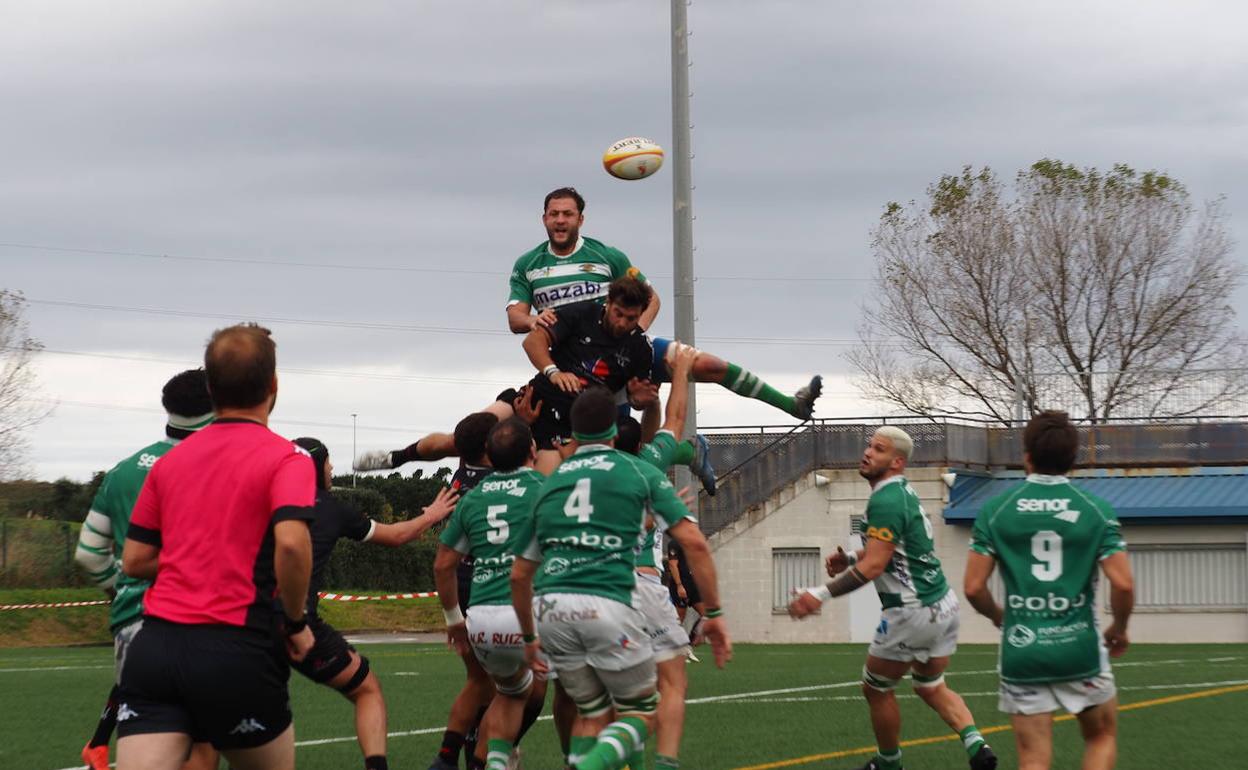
[1031, 530, 1063, 581]
[486, 505, 509, 544]
[564, 478, 594, 524]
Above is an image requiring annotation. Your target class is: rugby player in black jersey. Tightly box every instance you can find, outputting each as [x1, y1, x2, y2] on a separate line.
[291, 437, 458, 770]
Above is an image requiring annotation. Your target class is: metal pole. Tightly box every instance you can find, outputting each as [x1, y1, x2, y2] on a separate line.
[351, 413, 358, 488]
[671, 0, 696, 492]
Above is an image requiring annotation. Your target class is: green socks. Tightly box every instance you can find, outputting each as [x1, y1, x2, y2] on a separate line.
[723, 363, 796, 415]
[574, 717, 650, 770]
[485, 739, 512, 770]
[959, 725, 987, 758]
[626, 742, 646, 769]
[569, 736, 596, 767]
[873, 749, 903, 770]
[671, 440, 695, 467]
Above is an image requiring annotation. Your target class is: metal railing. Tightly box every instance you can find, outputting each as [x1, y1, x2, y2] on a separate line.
[697, 417, 1248, 536]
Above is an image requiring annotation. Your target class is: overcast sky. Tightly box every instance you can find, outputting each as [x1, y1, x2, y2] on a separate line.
[3, 0, 1247, 481]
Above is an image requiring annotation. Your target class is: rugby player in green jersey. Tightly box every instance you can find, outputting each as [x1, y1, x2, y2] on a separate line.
[508, 187, 823, 422]
[616, 343, 701, 770]
[73, 369, 218, 770]
[964, 411, 1134, 770]
[788, 427, 996, 770]
[510, 387, 731, 770]
[434, 418, 549, 770]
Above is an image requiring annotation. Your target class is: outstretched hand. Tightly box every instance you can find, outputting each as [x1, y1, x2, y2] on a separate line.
[422, 486, 460, 524]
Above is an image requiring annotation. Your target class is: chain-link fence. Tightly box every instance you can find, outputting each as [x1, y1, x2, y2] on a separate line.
[1021, 369, 1248, 423]
[697, 417, 1248, 535]
[0, 518, 88, 588]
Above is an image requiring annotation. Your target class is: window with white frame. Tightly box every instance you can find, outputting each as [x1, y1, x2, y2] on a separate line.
[773, 548, 822, 612]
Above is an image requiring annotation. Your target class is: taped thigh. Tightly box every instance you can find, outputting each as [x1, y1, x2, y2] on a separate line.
[862, 665, 901, 693]
[557, 665, 613, 718]
[598, 657, 658, 714]
[494, 667, 535, 697]
[338, 656, 371, 694]
[912, 671, 945, 691]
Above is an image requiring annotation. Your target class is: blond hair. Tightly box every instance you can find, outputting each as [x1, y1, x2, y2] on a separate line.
[873, 426, 914, 460]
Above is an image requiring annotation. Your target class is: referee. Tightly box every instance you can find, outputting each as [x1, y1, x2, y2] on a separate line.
[118, 324, 317, 770]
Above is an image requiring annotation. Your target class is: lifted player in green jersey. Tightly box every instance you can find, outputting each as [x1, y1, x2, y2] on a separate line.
[789, 427, 996, 770]
[965, 411, 1134, 770]
[73, 369, 218, 770]
[510, 387, 731, 770]
[508, 187, 823, 422]
[435, 418, 550, 770]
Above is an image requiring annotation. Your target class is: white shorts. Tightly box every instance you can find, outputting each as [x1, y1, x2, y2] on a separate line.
[536, 592, 653, 674]
[114, 619, 143, 685]
[466, 604, 526, 680]
[633, 573, 691, 662]
[867, 590, 960, 664]
[999, 670, 1117, 715]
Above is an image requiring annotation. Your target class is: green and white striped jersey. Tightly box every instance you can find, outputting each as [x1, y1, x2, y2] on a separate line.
[76, 439, 176, 633]
[440, 467, 546, 607]
[508, 236, 646, 312]
[862, 475, 949, 609]
[518, 444, 691, 606]
[971, 474, 1127, 684]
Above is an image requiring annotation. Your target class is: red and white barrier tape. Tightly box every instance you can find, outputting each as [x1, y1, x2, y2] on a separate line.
[0, 591, 439, 611]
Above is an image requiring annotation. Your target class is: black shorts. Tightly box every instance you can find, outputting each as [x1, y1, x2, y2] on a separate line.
[669, 575, 701, 608]
[116, 617, 291, 750]
[527, 378, 572, 451]
[291, 617, 359, 685]
[457, 558, 474, 614]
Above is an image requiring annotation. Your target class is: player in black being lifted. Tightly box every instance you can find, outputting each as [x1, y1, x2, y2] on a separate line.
[521, 275, 661, 474]
[290, 437, 459, 770]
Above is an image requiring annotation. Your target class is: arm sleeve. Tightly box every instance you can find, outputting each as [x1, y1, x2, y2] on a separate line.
[543, 306, 576, 348]
[508, 257, 533, 305]
[644, 463, 694, 532]
[75, 482, 119, 587]
[439, 497, 471, 553]
[340, 499, 374, 542]
[969, 511, 996, 557]
[1096, 507, 1127, 561]
[270, 449, 317, 523]
[863, 493, 903, 544]
[628, 335, 655, 380]
[607, 247, 646, 284]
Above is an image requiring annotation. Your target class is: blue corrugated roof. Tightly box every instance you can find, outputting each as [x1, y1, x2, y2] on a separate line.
[943, 468, 1248, 522]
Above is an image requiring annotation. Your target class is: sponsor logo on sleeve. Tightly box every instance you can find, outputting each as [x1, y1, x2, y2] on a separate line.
[866, 526, 895, 542]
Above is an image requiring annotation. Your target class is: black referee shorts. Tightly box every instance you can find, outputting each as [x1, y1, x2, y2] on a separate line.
[116, 617, 291, 750]
[291, 616, 359, 685]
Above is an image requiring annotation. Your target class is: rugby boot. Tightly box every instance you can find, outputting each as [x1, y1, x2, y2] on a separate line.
[81, 744, 110, 770]
[692, 434, 717, 496]
[792, 375, 824, 420]
[354, 449, 398, 472]
[969, 745, 998, 770]
[426, 757, 457, 770]
[853, 759, 902, 770]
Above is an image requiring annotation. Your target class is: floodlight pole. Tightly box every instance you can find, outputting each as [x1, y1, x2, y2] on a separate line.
[671, 0, 696, 492]
[351, 413, 358, 488]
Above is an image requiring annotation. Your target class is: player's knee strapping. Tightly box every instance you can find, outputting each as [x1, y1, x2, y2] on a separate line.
[613, 691, 659, 717]
[559, 666, 613, 718]
[338, 656, 372, 694]
[862, 666, 900, 693]
[494, 668, 534, 697]
[912, 671, 945, 690]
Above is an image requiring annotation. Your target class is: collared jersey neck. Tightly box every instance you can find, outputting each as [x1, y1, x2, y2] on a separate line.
[546, 236, 586, 259]
[1026, 473, 1070, 485]
[870, 474, 907, 495]
[573, 443, 612, 455]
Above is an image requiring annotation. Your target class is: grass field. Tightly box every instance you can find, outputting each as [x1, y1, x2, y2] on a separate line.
[2, 642, 1245, 769]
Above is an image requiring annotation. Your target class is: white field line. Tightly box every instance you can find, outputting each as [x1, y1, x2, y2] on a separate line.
[723, 679, 1248, 705]
[46, 656, 1248, 768]
[0, 664, 111, 673]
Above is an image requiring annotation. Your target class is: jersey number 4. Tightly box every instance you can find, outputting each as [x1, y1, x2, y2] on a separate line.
[564, 478, 594, 523]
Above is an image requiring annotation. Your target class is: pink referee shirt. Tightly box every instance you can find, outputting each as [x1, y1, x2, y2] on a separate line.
[129, 418, 316, 630]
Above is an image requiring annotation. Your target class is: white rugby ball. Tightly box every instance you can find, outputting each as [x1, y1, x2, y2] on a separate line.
[603, 137, 665, 180]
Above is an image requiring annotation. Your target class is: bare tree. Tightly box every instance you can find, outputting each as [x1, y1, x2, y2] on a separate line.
[0, 290, 47, 479]
[848, 160, 1248, 423]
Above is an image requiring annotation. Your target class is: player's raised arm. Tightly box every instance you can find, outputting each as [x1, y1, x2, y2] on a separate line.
[371, 486, 459, 546]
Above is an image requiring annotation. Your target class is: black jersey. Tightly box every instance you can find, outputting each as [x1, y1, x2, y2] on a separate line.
[534, 302, 654, 405]
[451, 463, 492, 493]
[306, 490, 374, 616]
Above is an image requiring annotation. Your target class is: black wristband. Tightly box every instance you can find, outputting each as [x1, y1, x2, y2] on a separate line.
[284, 614, 308, 635]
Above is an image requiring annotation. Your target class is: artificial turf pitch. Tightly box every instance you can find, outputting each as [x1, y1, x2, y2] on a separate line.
[3, 642, 1245, 769]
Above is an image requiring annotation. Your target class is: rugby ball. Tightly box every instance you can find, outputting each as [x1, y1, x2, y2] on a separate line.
[603, 137, 665, 180]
